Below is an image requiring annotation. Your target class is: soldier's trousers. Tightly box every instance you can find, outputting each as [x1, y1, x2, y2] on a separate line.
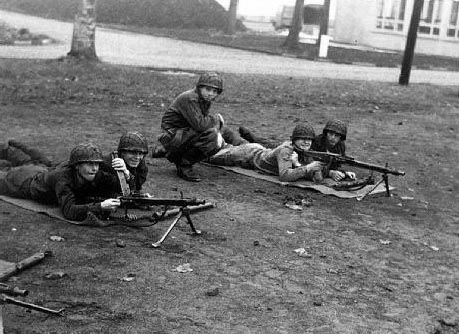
[0, 165, 47, 198]
[159, 127, 222, 165]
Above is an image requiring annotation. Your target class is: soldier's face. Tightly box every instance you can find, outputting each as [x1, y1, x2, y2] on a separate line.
[326, 131, 342, 147]
[293, 138, 312, 151]
[199, 86, 219, 101]
[121, 150, 144, 168]
[77, 162, 99, 181]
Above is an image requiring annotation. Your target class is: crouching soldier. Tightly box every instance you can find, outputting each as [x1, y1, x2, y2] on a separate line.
[100, 131, 149, 193]
[152, 72, 225, 182]
[311, 119, 356, 182]
[0, 143, 121, 223]
[208, 123, 324, 182]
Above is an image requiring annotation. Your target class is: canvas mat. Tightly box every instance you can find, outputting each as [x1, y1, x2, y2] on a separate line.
[206, 164, 392, 199]
[0, 195, 161, 226]
[0, 195, 215, 227]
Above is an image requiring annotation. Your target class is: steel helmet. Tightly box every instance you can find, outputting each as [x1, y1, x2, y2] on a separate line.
[69, 143, 104, 166]
[323, 119, 347, 140]
[290, 123, 316, 140]
[196, 72, 223, 94]
[118, 132, 149, 154]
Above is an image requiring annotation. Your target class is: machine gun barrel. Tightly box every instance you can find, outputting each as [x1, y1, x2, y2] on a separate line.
[303, 150, 405, 176]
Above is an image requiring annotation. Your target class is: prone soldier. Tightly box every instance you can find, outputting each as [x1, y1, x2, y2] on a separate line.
[310, 119, 356, 182]
[100, 131, 149, 194]
[0, 143, 121, 223]
[208, 123, 324, 182]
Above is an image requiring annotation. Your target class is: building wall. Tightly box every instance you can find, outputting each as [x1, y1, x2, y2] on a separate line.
[331, 0, 459, 57]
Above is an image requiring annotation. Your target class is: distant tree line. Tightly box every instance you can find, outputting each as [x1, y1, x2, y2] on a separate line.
[0, 0, 245, 31]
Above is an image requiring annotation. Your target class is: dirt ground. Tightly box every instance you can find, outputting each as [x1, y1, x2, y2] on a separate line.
[0, 58, 459, 334]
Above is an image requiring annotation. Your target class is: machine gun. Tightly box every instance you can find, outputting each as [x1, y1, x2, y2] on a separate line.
[119, 192, 214, 248]
[303, 150, 405, 199]
[0, 283, 64, 332]
[108, 157, 214, 247]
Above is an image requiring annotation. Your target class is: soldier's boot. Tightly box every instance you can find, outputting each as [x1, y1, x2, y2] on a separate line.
[176, 162, 201, 182]
[220, 126, 248, 146]
[175, 147, 210, 182]
[8, 140, 52, 167]
[238, 127, 277, 149]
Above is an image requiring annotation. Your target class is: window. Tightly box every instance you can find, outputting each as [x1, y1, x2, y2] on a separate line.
[419, 0, 443, 36]
[376, 0, 407, 32]
[447, 0, 459, 37]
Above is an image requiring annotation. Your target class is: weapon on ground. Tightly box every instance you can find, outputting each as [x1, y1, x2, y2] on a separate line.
[0, 251, 52, 282]
[119, 192, 213, 248]
[0, 283, 64, 333]
[303, 150, 405, 199]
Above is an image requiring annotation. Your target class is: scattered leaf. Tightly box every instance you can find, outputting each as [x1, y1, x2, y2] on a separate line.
[294, 248, 312, 258]
[116, 239, 126, 248]
[285, 203, 303, 211]
[44, 271, 67, 280]
[175, 263, 193, 273]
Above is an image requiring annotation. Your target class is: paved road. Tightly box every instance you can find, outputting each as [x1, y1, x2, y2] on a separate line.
[0, 10, 457, 86]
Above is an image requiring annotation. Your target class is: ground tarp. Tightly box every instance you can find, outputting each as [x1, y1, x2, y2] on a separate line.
[207, 165, 392, 199]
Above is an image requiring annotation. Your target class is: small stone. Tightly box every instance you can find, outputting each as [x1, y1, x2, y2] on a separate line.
[206, 287, 220, 297]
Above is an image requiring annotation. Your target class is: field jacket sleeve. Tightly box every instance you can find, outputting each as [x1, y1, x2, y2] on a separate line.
[165, 90, 218, 132]
[277, 146, 310, 182]
[55, 181, 104, 221]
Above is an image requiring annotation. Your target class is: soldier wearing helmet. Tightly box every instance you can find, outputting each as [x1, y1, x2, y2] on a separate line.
[310, 119, 356, 181]
[100, 132, 149, 193]
[152, 71, 225, 182]
[0, 143, 121, 223]
[207, 122, 324, 182]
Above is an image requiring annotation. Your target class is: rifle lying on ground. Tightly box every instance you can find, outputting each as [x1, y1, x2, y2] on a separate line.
[303, 150, 405, 199]
[0, 283, 64, 331]
[118, 192, 214, 248]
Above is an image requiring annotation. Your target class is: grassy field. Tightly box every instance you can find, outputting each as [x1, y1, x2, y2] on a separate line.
[0, 57, 458, 333]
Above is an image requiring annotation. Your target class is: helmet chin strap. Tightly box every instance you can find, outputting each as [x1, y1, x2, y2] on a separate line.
[292, 141, 307, 155]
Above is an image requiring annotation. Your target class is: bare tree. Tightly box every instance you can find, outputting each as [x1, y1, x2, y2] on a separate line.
[282, 0, 304, 49]
[68, 0, 97, 60]
[225, 0, 239, 35]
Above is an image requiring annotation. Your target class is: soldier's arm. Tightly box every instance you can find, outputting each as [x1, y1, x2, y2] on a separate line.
[277, 148, 311, 182]
[55, 183, 106, 221]
[178, 100, 218, 132]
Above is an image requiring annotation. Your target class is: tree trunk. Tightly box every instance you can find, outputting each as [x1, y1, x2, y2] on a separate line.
[225, 0, 239, 35]
[282, 0, 304, 49]
[399, 0, 424, 85]
[68, 0, 97, 60]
